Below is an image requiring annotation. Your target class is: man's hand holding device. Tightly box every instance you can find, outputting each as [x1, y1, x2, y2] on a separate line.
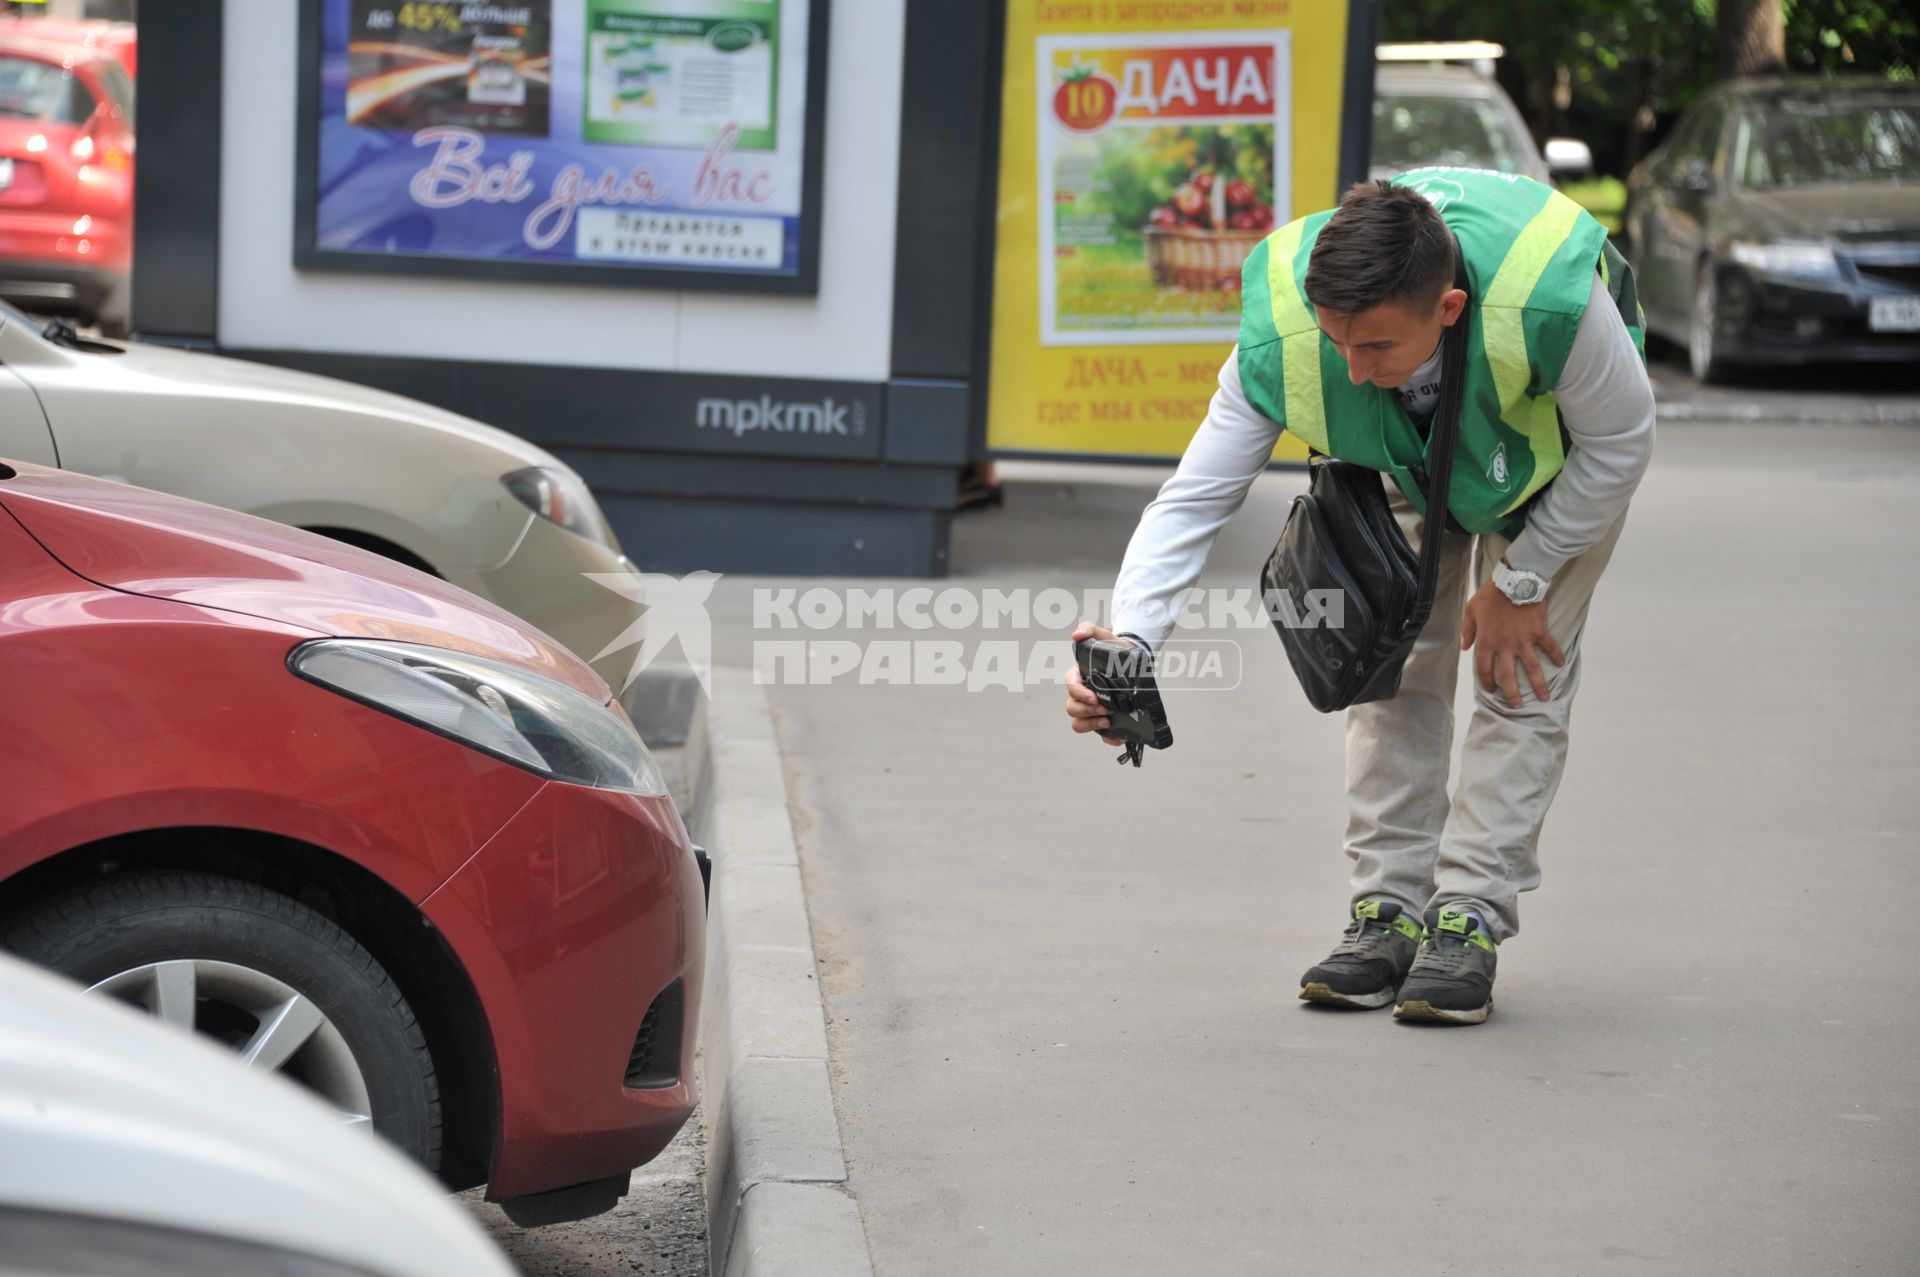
[1066, 622, 1173, 768]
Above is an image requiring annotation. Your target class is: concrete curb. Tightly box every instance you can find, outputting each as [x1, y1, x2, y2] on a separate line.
[683, 666, 872, 1277]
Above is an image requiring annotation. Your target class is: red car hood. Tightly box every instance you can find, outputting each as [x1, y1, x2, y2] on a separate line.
[0, 463, 609, 702]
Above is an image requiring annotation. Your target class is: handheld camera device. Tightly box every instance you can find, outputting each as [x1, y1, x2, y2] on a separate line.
[1074, 637, 1174, 768]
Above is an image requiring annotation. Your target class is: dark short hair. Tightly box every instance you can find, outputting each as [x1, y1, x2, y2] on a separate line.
[1304, 180, 1454, 315]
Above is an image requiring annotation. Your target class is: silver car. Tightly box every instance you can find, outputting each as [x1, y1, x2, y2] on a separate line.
[0, 952, 517, 1277]
[0, 303, 646, 699]
[1372, 59, 1593, 185]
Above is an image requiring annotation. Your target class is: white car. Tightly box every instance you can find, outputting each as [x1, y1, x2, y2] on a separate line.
[1372, 47, 1593, 185]
[0, 952, 516, 1277]
[0, 302, 646, 700]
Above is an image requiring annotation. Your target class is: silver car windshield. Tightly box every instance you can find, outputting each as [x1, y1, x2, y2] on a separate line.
[1735, 101, 1920, 187]
[1373, 95, 1529, 176]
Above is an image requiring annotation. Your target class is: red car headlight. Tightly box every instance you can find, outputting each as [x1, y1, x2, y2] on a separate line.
[289, 639, 667, 796]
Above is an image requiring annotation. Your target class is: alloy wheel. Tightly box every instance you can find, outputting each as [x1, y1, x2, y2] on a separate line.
[90, 958, 374, 1127]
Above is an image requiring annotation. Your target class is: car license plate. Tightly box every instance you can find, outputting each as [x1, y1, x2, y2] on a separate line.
[1869, 294, 1920, 333]
[0, 158, 12, 192]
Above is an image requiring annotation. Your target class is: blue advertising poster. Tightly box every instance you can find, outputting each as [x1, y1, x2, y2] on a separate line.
[300, 0, 822, 291]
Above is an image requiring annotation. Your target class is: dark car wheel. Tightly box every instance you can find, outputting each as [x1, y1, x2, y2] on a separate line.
[1689, 263, 1737, 384]
[3, 871, 442, 1169]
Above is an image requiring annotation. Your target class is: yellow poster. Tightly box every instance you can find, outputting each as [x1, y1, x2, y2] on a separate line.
[988, 1, 1354, 460]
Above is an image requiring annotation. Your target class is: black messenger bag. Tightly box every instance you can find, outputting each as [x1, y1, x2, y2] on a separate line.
[1260, 236, 1470, 713]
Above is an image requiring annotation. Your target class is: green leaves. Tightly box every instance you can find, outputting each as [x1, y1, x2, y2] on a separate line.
[1382, 1, 1915, 176]
[1784, 0, 1918, 76]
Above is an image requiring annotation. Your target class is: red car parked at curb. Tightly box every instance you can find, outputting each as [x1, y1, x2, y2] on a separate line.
[0, 461, 704, 1225]
[0, 26, 135, 334]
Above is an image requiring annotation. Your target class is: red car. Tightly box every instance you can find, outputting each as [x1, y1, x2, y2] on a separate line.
[0, 28, 134, 334]
[0, 461, 704, 1225]
[0, 17, 136, 78]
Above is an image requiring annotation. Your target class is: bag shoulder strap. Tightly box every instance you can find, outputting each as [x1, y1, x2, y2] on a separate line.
[1401, 231, 1471, 636]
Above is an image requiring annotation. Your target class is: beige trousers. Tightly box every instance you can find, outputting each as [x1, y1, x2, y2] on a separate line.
[1342, 489, 1628, 942]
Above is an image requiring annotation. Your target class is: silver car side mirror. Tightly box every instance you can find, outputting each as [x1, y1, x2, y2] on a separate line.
[1545, 137, 1594, 180]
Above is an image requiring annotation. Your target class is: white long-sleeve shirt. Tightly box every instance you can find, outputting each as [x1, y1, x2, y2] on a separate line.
[1110, 274, 1655, 649]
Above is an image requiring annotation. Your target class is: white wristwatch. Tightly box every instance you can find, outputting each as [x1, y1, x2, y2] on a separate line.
[1492, 559, 1550, 605]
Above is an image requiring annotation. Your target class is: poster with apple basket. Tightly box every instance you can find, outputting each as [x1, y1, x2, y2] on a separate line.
[1037, 33, 1291, 346]
[1143, 149, 1273, 291]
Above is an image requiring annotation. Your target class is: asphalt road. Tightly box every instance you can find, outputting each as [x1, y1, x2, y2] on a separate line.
[702, 419, 1920, 1275]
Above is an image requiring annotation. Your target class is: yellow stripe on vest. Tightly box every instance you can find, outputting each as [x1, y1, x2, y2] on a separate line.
[1266, 219, 1311, 334]
[1263, 219, 1330, 453]
[1486, 190, 1585, 307]
[1282, 333, 1329, 453]
[1482, 192, 1584, 512]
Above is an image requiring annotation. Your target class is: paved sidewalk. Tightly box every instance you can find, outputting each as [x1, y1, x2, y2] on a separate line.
[701, 422, 1920, 1275]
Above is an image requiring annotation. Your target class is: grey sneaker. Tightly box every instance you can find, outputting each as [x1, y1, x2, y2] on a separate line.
[1394, 908, 1498, 1025]
[1299, 900, 1422, 1009]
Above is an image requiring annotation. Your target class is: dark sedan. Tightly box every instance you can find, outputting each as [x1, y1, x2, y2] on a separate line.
[1625, 77, 1920, 383]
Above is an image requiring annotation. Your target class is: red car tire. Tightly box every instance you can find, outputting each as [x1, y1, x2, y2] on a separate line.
[4, 871, 444, 1168]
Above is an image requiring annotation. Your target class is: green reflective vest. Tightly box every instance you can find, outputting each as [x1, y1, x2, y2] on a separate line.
[1237, 168, 1645, 539]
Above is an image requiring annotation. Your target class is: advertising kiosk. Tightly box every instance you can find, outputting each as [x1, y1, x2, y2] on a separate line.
[134, 1, 1374, 575]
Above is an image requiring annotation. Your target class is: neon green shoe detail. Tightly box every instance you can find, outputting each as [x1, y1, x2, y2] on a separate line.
[1433, 909, 1497, 953]
[1356, 900, 1423, 942]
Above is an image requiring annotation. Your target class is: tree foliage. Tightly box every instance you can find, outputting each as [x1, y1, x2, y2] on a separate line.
[1784, 0, 1919, 79]
[1380, 0, 1919, 176]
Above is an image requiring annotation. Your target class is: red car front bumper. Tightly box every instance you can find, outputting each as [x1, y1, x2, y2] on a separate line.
[421, 778, 705, 1200]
